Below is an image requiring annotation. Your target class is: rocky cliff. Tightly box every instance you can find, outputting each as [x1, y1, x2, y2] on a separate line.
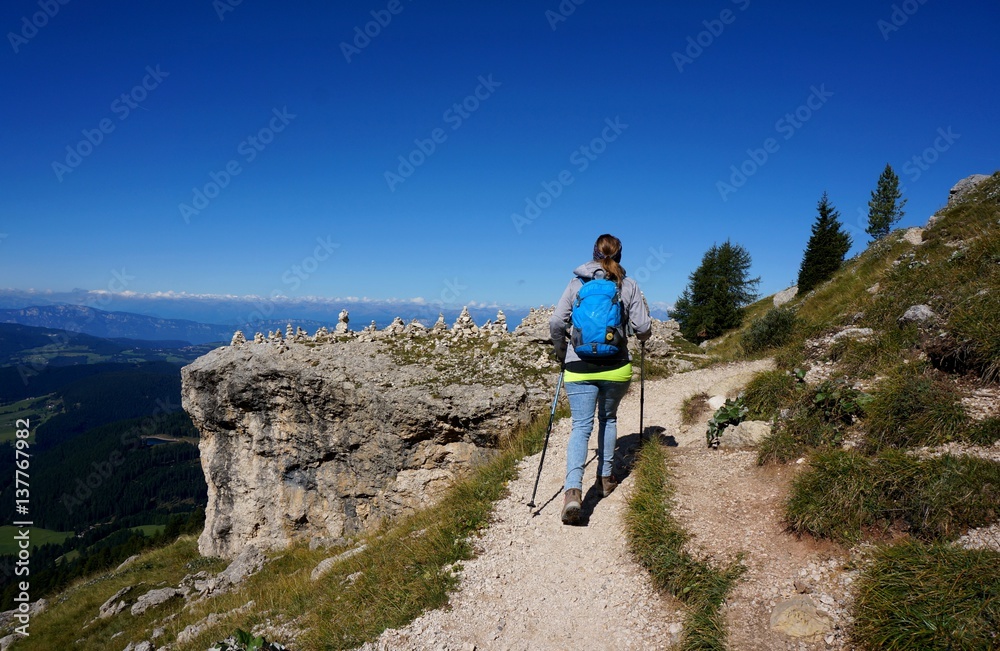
[182, 309, 687, 559]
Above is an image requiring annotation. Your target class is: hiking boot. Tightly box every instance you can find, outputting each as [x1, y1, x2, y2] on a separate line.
[561, 489, 582, 524]
[599, 474, 619, 498]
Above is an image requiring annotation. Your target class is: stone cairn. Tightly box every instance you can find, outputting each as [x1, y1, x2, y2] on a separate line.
[237, 306, 528, 347]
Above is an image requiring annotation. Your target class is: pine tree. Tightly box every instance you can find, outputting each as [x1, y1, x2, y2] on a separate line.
[797, 192, 852, 293]
[866, 164, 907, 239]
[670, 240, 760, 343]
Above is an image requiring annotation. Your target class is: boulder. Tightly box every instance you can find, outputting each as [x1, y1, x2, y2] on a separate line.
[899, 304, 937, 326]
[948, 174, 990, 206]
[99, 586, 134, 619]
[773, 286, 798, 307]
[719, 421, 771, 448]
[130, 587, 182, 616]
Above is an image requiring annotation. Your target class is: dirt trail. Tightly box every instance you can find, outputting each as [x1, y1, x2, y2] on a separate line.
[363, 361, 854, 650]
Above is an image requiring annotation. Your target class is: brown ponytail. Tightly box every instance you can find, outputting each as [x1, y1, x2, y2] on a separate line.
[593, 234, 625, 287]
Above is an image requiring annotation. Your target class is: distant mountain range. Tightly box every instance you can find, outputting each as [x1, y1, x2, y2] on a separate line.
[0, 289, 672, 344]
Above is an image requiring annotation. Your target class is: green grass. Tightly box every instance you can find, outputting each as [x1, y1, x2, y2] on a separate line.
[852, 541, 1000, 650]
[786, 449, 1000, 544]
[741, 370, 796, 421]
[130, 525, 167, 538]
[0, 527, 74, 555]
[862, 366, 969, 452]
[624, 438, 745, 650]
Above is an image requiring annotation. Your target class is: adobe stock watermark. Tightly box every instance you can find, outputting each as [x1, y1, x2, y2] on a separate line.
[844, 127, 960, 240]
[213, 0, 243, 21]
[341, 0, 415, 63]
[179, 106, 296, 223]
[878, 0, 929, 41]
[237, 236, 340, 328]
[629, 245, 672, 284]
[545, 0, 586, 31]
[7, 0, 71, 53]
[716, 84, 833, 202]
[511, 117, 628, 234]
[672, 0, 751, 73]
[51, 65, 169, 182]
[384, 74, 501, 192]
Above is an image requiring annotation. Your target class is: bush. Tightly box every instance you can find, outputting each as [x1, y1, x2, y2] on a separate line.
[742, 370, 796, 420]
[852, 541, 1000, 650]
[786, 449, 1000, 543]
[739, 308, 797, 355]
[863, 367, 968, 451]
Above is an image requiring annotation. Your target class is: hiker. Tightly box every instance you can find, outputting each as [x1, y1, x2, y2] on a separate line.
[550, 233, 652, 524]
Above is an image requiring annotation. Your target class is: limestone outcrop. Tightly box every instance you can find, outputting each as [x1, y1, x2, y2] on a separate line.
[182, 323, 555, 559]
[183, 309, 693, 559]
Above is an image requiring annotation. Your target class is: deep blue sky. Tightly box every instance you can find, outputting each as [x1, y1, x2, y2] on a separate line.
[2, 0, 998, 311]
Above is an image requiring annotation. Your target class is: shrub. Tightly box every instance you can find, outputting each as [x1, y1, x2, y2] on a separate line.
[810, 377, 871, 426]
[742, 370, 796, 420]
[863, 367, 968, 451]
[706, 396, 747, 448]
[852, 541, 1000, 650]
[739, 308, 797, 355]
[786, 449, 1000, 543]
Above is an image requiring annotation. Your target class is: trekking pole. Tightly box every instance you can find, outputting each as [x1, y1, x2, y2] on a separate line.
[527, 369, 565, 509]
[639, 341, 646, 441]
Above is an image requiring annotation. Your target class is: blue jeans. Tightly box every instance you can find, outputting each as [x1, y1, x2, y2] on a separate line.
[564, 379, 630, 492]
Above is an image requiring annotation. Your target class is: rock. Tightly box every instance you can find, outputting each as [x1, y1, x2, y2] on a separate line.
[122, 642, 153, 651]
[432, 313, 447, 332]
[773, 286, 798, 307]
[901, 227, 924, 246]
[311, 544, 369, 581]
[719, 420, 770, 448]
[130, 587, 182, 616]
[867, 282, 880, 295]
[196, 546, 266, 596]
[948, 174, 991, 206]
[100, 585, 134, 619]
[769, 596, 833, 640]
[829, 327, 874, 343]
[794, 578, 814, 594]
[512, 306, 554, 344]
[899, 304, 937, 326]
[230, 330, 247, 347]
[335, 309, 350, 334]
[707, 395, 727, 410]
[182, 331, 552, 559]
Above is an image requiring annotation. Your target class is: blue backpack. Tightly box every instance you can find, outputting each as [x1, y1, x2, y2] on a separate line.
[571, 276, 627, 358]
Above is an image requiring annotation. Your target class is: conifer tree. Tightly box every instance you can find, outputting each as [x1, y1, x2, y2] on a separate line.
[670, 240, 760, 343]
[797, 192, 852, 293]
[867, 164, 907, 239]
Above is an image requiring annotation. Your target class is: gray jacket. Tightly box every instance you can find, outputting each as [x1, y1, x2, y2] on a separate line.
[549, 261, 652, 366]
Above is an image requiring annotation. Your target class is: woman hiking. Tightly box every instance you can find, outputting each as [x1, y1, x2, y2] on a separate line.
[549, 234, 652, 524]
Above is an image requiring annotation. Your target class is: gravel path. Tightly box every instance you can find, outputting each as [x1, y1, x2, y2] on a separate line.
[362, 361, 857, 650]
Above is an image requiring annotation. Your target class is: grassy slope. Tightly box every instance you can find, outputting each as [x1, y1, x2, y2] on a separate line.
[706, 173, 1000, 649]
